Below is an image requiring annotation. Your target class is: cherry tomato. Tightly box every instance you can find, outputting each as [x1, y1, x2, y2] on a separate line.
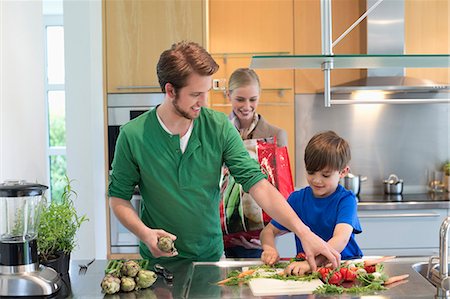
[317, 267, 331, 280]
[340, 267, 357, 282]
[327, 271, 344, 285]
[365, 265, 376, 273]
[295, 252, 306, 260]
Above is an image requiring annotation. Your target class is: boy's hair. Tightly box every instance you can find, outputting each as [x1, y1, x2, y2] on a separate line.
[228, 68, 261, 94]
[304, 131, 351, 172]
[156, 41, 219, 93]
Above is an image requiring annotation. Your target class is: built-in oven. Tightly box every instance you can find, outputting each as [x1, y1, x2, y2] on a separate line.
[107, 93, 164, 254]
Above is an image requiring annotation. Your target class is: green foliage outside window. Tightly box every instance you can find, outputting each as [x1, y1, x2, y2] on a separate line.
[49, 114, 66, 201]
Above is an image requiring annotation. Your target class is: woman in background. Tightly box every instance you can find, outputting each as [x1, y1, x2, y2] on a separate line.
[224, 68, 288, 258]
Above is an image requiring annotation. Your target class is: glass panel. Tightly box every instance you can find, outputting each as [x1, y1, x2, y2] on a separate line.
[49, 155, 67, 202]
[48, 90, 66, 147]
[250, 54, 450, 70]
[46, 26, 65, 84]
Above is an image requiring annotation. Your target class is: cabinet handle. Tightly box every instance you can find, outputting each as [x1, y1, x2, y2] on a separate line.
[359, 213, 440, 218]
[116, 86, 160, 90]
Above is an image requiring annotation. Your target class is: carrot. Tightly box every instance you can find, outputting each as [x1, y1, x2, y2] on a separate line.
[216, 269, 256, 285]
[384, 274, 409, 285]
[237, 269, 256, 278]
[216, 277, 233, 285]
[364, 256, 396, 267]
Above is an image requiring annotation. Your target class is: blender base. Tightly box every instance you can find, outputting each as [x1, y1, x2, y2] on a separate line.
[0, 264, 62, 297]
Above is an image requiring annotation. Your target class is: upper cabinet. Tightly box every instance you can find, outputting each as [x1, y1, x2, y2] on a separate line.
[104, 0, 206, 93]
[405, 0, 449, 84]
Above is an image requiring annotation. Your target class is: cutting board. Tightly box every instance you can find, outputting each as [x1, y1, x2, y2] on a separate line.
[243, 267, 324, 296]
[248, 277, 324, 296]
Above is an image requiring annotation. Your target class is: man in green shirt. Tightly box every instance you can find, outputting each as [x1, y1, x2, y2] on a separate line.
[109, 41, 339, 270]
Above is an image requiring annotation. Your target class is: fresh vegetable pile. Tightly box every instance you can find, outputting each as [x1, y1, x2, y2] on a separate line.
[101, 260, 157, 294]
[314, 256, 409, 294]
[215, 256, 409, 295]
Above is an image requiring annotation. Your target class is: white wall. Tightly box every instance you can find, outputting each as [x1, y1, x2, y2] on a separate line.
[63, 0, 106, 259]
[0, 1, 47, 184]
[0, 0, 106, 259]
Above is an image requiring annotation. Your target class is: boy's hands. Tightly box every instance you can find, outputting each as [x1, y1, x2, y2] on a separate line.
[284, 261, 311, 276]
[261, 246, 279, 266]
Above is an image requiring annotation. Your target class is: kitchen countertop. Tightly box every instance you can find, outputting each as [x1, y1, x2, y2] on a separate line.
[357, 192, 450, 210]
[57, 257, 436, 298]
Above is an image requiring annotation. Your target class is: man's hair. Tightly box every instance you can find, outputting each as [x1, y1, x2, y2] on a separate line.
[156, 41, 219, 93]
[304, 130, 351, 172]
[228, 68, 261, 94]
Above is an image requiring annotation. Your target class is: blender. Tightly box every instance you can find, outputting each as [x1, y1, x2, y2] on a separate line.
[0, 180, 61, 296]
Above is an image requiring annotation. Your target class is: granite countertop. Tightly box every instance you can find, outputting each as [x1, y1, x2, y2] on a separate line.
[58, 257, 436, 298]
[357, 192, 450, 210]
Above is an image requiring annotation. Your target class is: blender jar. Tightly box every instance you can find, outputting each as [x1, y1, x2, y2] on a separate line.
[0, 181, 48, 266]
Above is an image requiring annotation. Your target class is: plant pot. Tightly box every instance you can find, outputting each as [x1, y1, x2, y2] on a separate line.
[40, 252, 70, 275]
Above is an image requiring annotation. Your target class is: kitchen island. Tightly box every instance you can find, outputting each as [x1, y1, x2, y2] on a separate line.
[60, 257, 435, 298]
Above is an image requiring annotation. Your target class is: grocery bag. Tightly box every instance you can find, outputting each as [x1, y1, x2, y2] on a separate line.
[219, 138, 294, 247]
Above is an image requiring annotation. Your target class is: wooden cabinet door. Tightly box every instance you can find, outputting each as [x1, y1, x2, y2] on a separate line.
[104, 0, 205, 93]
[405, 0, 449, 84]
[209, 0, 296, 175]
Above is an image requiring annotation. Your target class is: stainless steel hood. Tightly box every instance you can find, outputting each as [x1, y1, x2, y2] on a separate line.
[331, 0, 449, 96]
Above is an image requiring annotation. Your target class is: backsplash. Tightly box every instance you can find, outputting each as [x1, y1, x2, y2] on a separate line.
[295, 94, 449, 195]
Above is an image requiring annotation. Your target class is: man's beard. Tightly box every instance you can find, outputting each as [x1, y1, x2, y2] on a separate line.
[172, 95, 198, 120]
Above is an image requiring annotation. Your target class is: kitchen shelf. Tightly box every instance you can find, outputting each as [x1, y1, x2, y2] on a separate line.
[212, 87, 292, 98]
[250, 54, 450, 70]
[212, 102, 292, 107]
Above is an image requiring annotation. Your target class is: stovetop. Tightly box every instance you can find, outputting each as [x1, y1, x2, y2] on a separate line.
[357, 192, 449, 203]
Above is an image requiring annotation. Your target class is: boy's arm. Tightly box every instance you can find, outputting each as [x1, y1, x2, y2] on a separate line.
[328, 223, 353, 252]
[260, 223, 283, 265]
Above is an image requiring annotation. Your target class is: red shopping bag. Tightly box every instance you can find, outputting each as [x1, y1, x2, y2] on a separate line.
[219, 138, 294, 247]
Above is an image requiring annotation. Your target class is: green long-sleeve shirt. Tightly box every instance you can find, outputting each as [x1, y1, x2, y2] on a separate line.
[108, 107, 266, 262]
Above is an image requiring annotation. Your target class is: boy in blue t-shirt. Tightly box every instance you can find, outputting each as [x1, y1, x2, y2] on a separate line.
[260, 130, 363, 275]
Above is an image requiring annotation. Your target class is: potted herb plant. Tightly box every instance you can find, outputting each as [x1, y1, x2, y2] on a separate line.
[444, 162, 450, 192]
[37, 176, 88, 274]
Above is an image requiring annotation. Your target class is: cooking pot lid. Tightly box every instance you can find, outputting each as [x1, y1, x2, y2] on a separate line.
[384, 174, 403, 184]
[0, 180, 48, 197]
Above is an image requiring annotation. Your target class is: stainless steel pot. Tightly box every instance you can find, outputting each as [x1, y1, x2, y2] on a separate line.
[383, 174, 403, 195]
[341, 173, 367, 196]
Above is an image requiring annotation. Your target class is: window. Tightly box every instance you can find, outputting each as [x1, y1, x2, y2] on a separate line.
[44, 14, 66, 201]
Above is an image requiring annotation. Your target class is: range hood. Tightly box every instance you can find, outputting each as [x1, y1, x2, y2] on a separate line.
[331, 0, 449, 97]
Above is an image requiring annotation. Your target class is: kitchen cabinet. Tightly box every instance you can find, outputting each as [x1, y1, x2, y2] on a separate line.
[208, 0, 296, 174]
[356, 208, 448, 256]
[104, 0, 206, 93]
[405, 0, 449, 84]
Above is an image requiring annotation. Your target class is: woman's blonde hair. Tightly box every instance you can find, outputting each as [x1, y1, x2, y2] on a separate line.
[228, 68, 261, 94]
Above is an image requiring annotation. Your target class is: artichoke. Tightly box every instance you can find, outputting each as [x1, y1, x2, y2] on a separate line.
[100, 274, 121, 294]
[120, 276, 136, 292]
[157, 236, 176, 253]
[121, 260, 141, 277]
[135, 269, 158, 289]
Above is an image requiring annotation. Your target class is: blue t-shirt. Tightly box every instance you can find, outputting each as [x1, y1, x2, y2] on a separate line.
[271, 184, 363, 259]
